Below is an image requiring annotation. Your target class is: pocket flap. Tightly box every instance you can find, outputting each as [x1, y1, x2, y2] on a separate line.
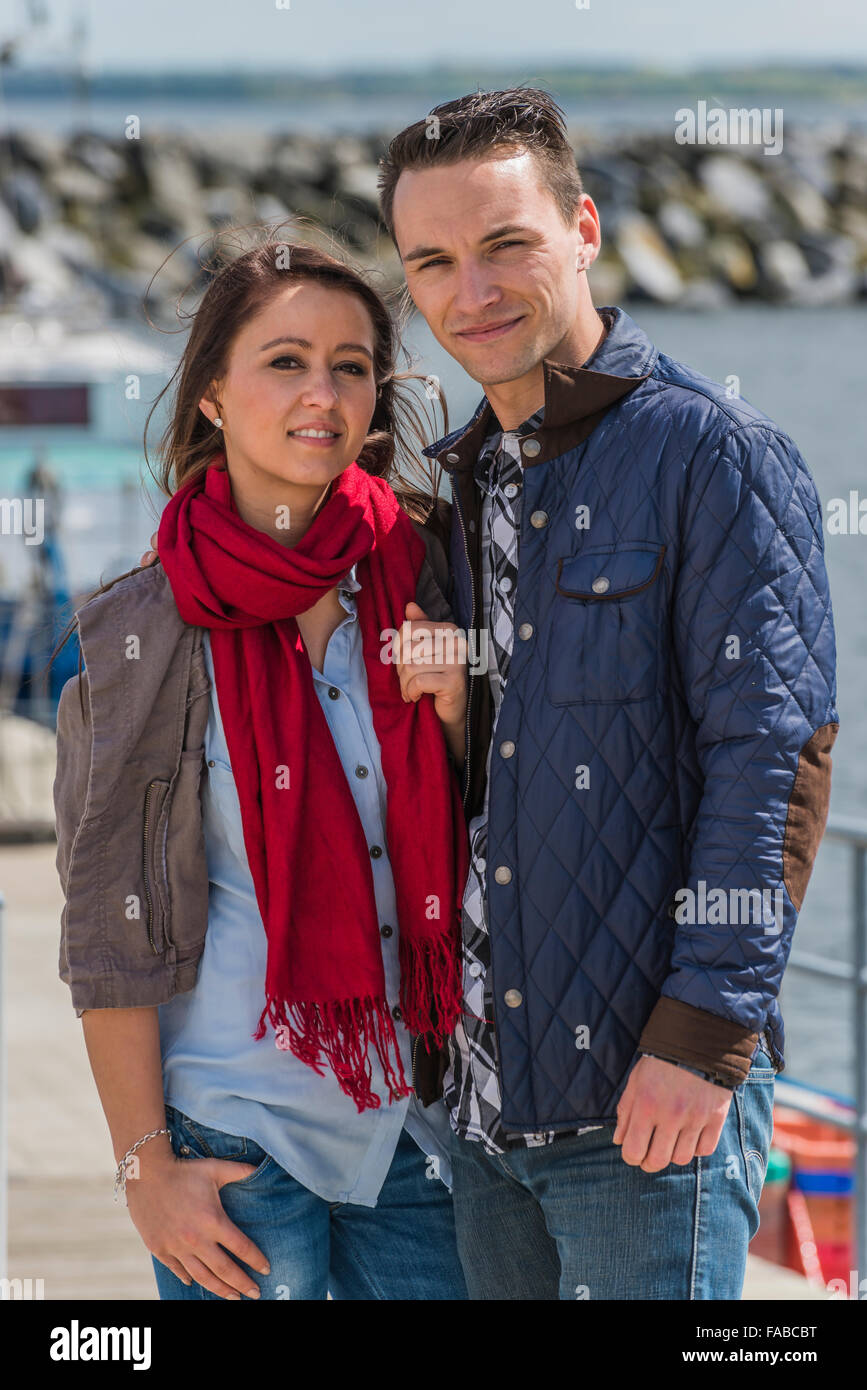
[555, 544, 665, 600]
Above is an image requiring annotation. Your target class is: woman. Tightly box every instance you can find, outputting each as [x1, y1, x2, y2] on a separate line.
[52, 236, 471, 1300]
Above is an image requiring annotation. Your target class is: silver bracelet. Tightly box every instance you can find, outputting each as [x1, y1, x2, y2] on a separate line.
[113, 1127, 171, 1205]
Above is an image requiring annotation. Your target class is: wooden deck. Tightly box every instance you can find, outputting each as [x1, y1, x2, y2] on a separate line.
[1, 843, 829, 1301]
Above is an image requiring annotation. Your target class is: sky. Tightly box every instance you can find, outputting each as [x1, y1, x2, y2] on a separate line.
[9, 0, 867, 71]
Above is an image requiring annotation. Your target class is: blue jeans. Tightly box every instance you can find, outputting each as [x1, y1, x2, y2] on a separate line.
[449, 1044, 776, 1299]
[152, 1105, 468, 1300]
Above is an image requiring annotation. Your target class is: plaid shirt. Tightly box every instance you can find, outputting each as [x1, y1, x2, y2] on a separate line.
[442, 405, 603, 1153]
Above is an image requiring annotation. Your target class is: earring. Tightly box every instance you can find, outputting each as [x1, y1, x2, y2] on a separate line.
[213, 416, 223, 428]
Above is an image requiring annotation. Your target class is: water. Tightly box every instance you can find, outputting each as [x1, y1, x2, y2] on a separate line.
[1, 300, 864, 1093]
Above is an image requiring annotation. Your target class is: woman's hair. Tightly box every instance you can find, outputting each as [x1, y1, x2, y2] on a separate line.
[48, 223, 450, 701]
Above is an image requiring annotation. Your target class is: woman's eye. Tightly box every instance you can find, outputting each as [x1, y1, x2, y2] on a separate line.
[337, 361, 367, 375]
[269, 355, 300, 369]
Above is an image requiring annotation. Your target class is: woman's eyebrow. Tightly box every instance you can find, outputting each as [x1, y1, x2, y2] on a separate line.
[258, 335, 372, 360]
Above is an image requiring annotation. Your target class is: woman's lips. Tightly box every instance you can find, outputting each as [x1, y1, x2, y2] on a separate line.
[455, 315, 524, 343]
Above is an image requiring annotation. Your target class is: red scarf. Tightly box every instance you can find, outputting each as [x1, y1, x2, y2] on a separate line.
[157, 453, 467, 1111]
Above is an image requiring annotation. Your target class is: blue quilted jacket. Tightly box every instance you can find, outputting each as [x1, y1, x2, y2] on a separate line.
[422, 305, 839, 1130]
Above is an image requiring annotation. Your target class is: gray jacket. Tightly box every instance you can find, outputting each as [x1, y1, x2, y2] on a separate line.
[54, 518, 455, 1018]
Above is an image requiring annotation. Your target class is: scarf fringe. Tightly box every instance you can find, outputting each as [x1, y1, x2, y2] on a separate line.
[254, 993, 412, 1114]
[398, 925, 463, 1046]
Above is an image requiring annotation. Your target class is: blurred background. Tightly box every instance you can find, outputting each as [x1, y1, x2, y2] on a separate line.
[0, 0, 865, 1300]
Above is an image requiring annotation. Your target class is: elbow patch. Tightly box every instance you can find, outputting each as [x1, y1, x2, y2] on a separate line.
[782, 721, 839, 911]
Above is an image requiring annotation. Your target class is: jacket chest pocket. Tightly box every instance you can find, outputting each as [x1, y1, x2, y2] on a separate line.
[545, 543, 667, 705]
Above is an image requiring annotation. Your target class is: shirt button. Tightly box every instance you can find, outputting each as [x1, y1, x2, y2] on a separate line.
[327, 686, 340, 699]
[522, 438, 541, 457]
[500, 740, 515, 758]
[468, 518, 476, 532]
[391, 1005, 402, 1021]
[477, 857, 486, 873]
[380, 924, 393, 938]
[468, 962, 482, 978]
[355, 765, 368, 778]
[517, 622, 533, 640]
[494, 865, 512, 884]
[500, 576, 513, 592]
[370, 845, 383, 859]
[592, 576, 610, 594]
[530, 510, 548, 528]
[504, 988, 523, 1007]
[504, 482, 519, 499]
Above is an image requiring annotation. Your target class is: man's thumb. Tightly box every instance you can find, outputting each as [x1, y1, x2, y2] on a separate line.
[405, 601, 428, 619]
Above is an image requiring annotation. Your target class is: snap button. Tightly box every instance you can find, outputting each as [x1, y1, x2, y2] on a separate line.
[500, 740, 515, 758]
[179, 1144, 191, 1155]
[327, 686, 340, 699]
[592, 576, 610, 594]
[517, 622, 533, 640]
[207, 759, 215, 767]
[504, 988, 523, 1007]
[494, 865, 512, 884]
[521, 438, 541, 457]
[380, 924, 393, 938]
[355, 765, 368, 778]
[370, 845, 383, 859]
[391, 1005, 402, 1021]
[468, 962, 482, 978]
[446, 452, 460, 464]
[530, 510, 548, 528]
[504, 482, 519, 499]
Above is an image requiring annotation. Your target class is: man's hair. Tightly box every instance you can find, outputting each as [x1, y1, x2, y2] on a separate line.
[377, 86, 584, 247]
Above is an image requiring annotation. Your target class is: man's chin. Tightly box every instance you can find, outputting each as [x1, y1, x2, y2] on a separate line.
[450, 340, 541, 389]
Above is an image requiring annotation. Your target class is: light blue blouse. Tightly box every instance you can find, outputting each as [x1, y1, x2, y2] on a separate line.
[157, 564, 453, 1205]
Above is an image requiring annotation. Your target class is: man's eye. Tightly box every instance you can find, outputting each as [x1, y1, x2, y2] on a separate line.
[493, 240, 523, 251]
[418, 258, 448, 271]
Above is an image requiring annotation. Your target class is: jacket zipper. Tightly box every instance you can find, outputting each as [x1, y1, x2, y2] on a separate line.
[449, 478, 476, 813]
[142, 779, 159, 954]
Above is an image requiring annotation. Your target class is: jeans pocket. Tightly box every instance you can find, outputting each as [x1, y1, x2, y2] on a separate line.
[165, 1105, 272, 1183]
[734, 1052, 775, 1204]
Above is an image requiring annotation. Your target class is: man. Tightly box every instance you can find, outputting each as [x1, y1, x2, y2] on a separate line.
[142, 87, 838, 1299]
[374, 87, 838, 1300]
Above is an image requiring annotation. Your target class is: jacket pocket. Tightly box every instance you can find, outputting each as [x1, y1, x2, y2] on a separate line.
[142, 778, 171, 954]
[161, 746, 209, 963]
[546, 543, 666, 705]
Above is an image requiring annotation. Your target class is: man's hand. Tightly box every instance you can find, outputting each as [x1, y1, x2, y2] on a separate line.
[395, 601, 467, 766]
[613, 1054, 733, 1172]
[139, 531, 159, 567]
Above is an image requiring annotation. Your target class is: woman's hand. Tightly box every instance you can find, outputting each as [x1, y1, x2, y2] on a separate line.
[125, 1145, 270, 1299]
[139, 531, 159, 567]
[395, 602, 467, 768]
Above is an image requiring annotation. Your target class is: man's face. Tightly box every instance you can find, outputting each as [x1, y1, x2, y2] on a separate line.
[392, 149, 598, 386]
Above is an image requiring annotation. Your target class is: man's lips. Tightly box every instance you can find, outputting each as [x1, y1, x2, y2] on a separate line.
[453, 315, 525, 343]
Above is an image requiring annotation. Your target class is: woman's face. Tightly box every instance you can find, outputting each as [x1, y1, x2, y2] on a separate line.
[201, 279, 379, 496]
